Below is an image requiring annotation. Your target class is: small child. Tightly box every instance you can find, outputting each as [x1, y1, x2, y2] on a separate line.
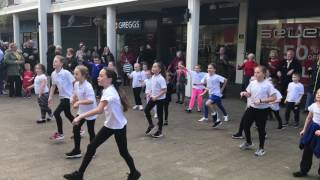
[293, 88, 320, 177]
[28, 64, 53, 123]
[22, 63, 34, 98]
[199, 63, 229, 128]
[284, 73, 304, 128]
[175, 61, 187, 104]
[143, 70, 157, 118]
[269, 81, 283, 129]
[164, 72, 174, 126]
[123, 59, 133, 86]
[83, 56, 105, 98]
[186, 64, 206, 112]
[128, 63, 144, 111]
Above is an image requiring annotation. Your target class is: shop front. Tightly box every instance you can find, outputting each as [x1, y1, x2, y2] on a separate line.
[160, 3, 239, 83]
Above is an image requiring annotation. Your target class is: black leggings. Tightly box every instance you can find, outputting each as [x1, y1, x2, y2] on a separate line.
[37, 93, 52, 119]
[244, 107, 269, 149]
[164, 100, 170, 121]
[144, 99, 165, 132]
[54, 98, 74, 134]
[8, 75, 22, 97]
[79, 126, 136, 175]
[285, 102, 300, 124]
[299, 145, 320, 174]
[236, 108, 250, 135]
[73, 119, 96, 152]
[271, 110, 282, 127]
[133, 87, 142, 105]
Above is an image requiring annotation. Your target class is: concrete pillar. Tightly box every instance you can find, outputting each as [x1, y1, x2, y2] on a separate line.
[235, 0, 248, 84]
[38, 0, 50, 67]
[185, 0, 200, 97]
[53, 13, 61, 46]
[13, 14, 21, 49]
[106, 6, 116, 57]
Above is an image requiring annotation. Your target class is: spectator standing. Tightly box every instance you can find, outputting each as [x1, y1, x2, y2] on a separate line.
[64, 48, 78, 73]
[167, 51, 185, 73]
[237, 53, 258, 90]
[101, 47, 114, 64]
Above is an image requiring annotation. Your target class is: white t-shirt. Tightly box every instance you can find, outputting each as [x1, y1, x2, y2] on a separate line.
[201, 74, 226, 97]
[286, 82, 304, 103]
[246, 79, 276, 109]
[151, 74, 167, 100]
[73, 80, 97, 120]
[101, 85, 127, 129]
[270, 89, 282, 111]
[144, 78, 152, 94]
[308, 103, 320, 126]
[190, 71, 206, 90]
[34, 74, 49, 94]
[129, 71, 144, 88]
[51, 69, 75, 99]
[141, 70, 147, 81]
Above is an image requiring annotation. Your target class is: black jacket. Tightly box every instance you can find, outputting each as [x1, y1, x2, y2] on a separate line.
[279, 58, 302, 83]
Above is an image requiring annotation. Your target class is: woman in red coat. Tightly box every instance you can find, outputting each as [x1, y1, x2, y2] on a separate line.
[237, 53, 258, 90]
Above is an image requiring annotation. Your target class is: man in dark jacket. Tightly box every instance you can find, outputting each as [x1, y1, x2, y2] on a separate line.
[277, 49, 302, 98]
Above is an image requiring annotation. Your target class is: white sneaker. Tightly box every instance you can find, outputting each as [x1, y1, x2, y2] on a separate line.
[132, 105, 138, 110]
[154, 113, 158, 118]
[239, 142, 254, 150]
[255, 148, 266, 156]
[198, 117, 208, 122]
[139, 105, 144, 111]
[80, 129, 85, 137]
[224, 116, 229, 122]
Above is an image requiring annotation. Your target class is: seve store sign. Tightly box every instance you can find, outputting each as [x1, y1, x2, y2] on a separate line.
[116, 20, 143, 32]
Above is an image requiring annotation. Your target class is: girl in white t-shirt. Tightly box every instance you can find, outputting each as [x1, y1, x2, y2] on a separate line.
[239, 65, 276, 156]
[144, 62, 167, 138]
[143, 70, 157, 118]
[185, 64, 206, 113]
[64, 68, 140, 180]
[293, 88, 320, 177]
[128, 63, 144, 111]
[27, 63, 52, 124]
[48, 55, 75, 141]
[65, 65, 97, 159]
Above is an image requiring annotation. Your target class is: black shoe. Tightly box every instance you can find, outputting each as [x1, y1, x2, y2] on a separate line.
[197, 110, 202, 113]
[36, 119, 46, 124]
[152, 131, 163, 138]
[164, 121, 168, 126]
[232, 133, 244, 139]
[292, 171, 307, 177]
[127, 170, 141, 180]
[212, 121, 222, 128]
[63, 171, 83, 180]
[145, 125, 154, 135]
[65, 150, 82, 159]
[185, 108, 192, 113]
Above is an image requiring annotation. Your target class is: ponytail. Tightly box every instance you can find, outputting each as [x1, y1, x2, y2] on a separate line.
[104, 68, 130, 112]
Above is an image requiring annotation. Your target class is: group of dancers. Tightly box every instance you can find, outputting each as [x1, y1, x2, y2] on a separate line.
[26, 54, 320, 179]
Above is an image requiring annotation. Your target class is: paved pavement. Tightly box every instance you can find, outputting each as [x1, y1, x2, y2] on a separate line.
[0, 88, 319, 180]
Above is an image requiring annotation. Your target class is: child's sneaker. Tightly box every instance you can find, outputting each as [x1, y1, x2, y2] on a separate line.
[63, 171, 83, 180]
[37, 119, 46, 124]
[47, 113, 53, 122]
[139, 105, 144, 111]
[239, 142, 254, 150]
[164, 121, 168, 126]
[212, 120, 222, 128]
[154, 113, 158, 119]
[292, 171, 307, 177]
[152, 131, 163, 138]
[232, 133, 244, 139]
[65, 149, 82, 159]
[198, 117, 208, 122]
[254, 148, 266, 156]
[132, 105, 138, 110]
[224, 115, 229, 122]
[145, 125, 155, 135]
[127, 170, 141, 180]
[50, 132, 64, 141]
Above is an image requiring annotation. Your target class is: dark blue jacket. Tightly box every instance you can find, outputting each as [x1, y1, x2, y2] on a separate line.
[300, 122, 320, 158]
[83, 60, 105, 80]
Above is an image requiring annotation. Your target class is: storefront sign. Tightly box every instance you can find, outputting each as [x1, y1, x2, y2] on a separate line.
[258, 22, 320, 84]
[116, 20, 143, 32]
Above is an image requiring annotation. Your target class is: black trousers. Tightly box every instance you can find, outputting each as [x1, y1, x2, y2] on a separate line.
[164, 100, 170, 121]
[79, 126, 136, 175]
[236, 108, 250, 135]
[133, 87, 142, 105]
[300, 145, 320, 174]
[244, 107, 269, 149]
[123, 74, 130, 86]
[144, 99, 165, 132]
[8, 75, 22, 97]
[73, 118, 96, 152]
[37, 93, 52, 119]
[285, 102, 300, 124]
[54, 98, 75, 134]
[271, 110, 282, 127]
